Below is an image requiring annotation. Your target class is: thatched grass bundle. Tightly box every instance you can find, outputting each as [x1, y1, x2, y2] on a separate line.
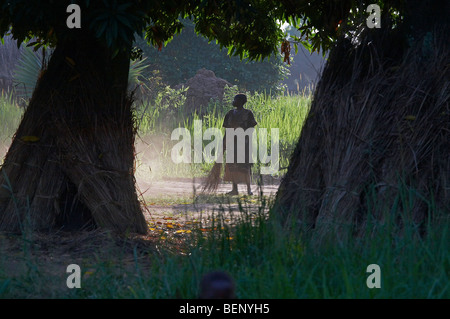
[0, 35, 148, 235]
[276, 28, 449, 244]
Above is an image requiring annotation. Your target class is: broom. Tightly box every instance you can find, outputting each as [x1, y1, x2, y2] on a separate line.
[202, 161, 223, 193]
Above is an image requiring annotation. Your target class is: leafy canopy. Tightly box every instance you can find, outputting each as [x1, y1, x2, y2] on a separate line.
[0, 0, 410, 59]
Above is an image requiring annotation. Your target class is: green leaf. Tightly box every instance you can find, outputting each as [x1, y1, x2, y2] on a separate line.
[13, 46, 44, 99]
[116, 14, 133, 30]
[118, 2, 133, 11]
[95, 21, 108, 39]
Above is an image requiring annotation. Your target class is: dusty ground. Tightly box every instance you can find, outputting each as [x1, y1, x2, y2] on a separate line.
[136, 173, 279, 239]
[138, 178, 279, 198]
[138, 176, 278, 213]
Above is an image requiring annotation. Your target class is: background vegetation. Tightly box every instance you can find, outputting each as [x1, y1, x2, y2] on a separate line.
[134, 85, 310, 179]
[136, 19, 290, 95]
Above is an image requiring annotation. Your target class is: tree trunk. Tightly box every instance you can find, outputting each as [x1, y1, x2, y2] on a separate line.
[0, 31, 147, 234]
[275, 23, 449, 245]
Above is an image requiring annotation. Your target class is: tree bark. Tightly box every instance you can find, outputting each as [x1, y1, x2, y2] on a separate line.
[0, 31, 147, 234]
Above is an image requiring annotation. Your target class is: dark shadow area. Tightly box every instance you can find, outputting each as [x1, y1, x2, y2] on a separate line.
[55, 180, 97, 231]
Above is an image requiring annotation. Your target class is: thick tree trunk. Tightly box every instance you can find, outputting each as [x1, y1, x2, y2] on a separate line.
[275, 25, 449, 245]
[0, 31, 147, 234]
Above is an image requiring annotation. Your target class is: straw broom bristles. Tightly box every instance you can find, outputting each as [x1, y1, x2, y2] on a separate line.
[202, 161, 223, 193]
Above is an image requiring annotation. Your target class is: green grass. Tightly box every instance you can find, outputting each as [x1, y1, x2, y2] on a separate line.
[0, 92, 24, 166]
[0, 191, 448, 298]
[0, 92, 23, 143]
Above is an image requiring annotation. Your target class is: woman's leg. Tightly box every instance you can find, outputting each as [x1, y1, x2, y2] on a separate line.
[227, 182, 239, 195]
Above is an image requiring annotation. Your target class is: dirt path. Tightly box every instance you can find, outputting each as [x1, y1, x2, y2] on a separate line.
[136, 178, 279, 233]
[137, 178, 279, 197]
